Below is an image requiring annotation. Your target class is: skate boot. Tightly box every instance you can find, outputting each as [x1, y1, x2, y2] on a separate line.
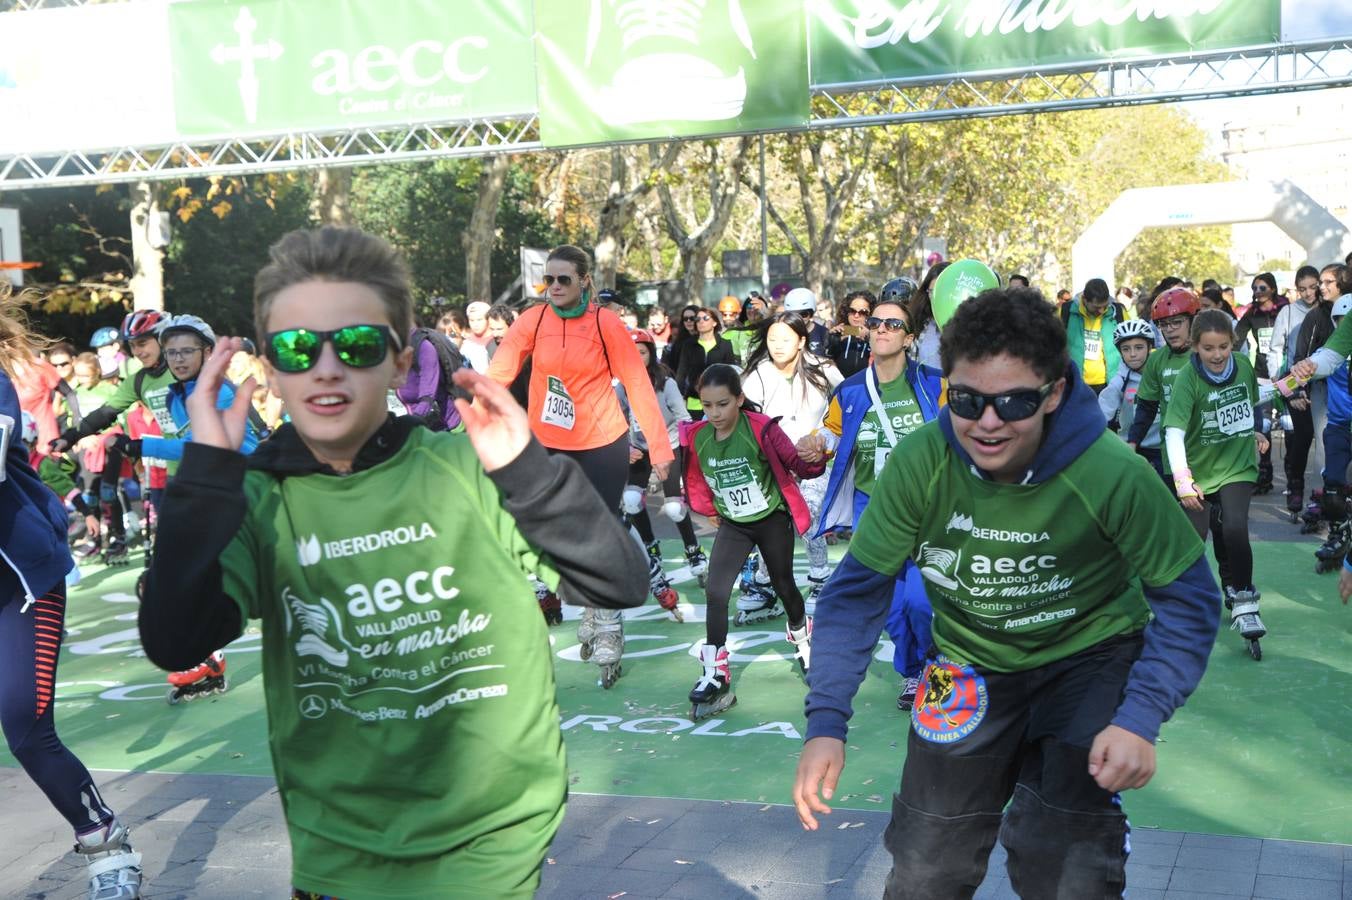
[733, 581, 783, 626]
[100, 536, 129, 567]
[897, 675, 921, 711]
[1299, 490, 1325, 534]
[1286, 479, 1305, 523]
[684, 544, 708, 588]
[534, 578, 562, 626]
[75, 818, 142, 900]
[74, 535, 102, 560]
[1226, 588, 1266, 661]
[787, 617, 813, 676]
[166, 651, 228, 704]
[648, 554, 684, 623]
[576, 607, 597, 659]
[1316, 519, 1351, 574]
[591, 609, 624, 689]
[803, 574, 827, 616]
[689, 644, 736, 720]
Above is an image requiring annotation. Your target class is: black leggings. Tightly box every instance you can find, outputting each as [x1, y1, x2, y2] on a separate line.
[628, 449, 698, 549]
[552, 433, 630, 514]
[705, 509, 805, 647]
[0, 584, 114, 834]
[1183, 481, 1254, 592]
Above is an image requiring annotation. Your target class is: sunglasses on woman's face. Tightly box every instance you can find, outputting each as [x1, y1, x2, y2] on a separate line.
[947, 383, 1054, 422]
[866, 316, 910, 334]
[848, 307, 870, 316]
[542, 274, 575, 287]
[266, 325, 397, 373]
[696, 313, 715, 322]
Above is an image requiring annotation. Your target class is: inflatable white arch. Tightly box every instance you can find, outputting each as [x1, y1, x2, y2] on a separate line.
[1071, 180, 1352, 291]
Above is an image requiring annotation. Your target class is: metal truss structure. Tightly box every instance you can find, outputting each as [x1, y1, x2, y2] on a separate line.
[4, 0, 1352, 189]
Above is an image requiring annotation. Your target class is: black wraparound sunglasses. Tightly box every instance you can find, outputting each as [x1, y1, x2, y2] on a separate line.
[947, 383, 1055, 422]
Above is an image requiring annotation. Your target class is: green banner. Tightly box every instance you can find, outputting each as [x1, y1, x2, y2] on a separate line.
[810, 0, 1281, 85]
[534, 0, 809, 148]
[169, 0, 537, 138]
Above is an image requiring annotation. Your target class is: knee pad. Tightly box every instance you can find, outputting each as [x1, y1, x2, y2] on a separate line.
[621, 486, 645, 516]
[99, 483, 118, 503]
[661, 498, 687, 522]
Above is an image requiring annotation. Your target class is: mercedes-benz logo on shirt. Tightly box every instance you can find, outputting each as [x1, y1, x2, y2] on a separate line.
[299, 694, 327, 719]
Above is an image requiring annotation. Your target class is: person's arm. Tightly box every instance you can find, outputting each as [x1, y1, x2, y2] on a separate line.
[54, 376, 136, 445]
[484, 306, 536, 387]
[401, 340, 442, 419]
[1163, 427, 1196, 497]
[606, 315, 675, 466]
[487, 437, 648, 609]
[1098, 368, 1126, 425]
[138, 443, 247, 670]
[1127, 398, 1159, 445]
[765, 417, 826, 481]
[1268, 307, 1290, 373]
[1113, 554, 1218, 742]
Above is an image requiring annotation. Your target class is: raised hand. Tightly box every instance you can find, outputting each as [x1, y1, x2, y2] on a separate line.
[186, 337, 256, 451]
[452, 368, 532, 472]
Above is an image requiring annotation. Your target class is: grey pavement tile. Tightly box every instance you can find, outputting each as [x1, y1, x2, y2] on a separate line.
[1258, 842, 1345, 880]
[698, 839, 777, 883]
[1252, 873, 1342, 900]
[587, 866, 684, 897]
[1163, 893, 1254, 900]
[536, 862, 604, 900]
[1133, 828, 1187, 847]
[1124, 890, 1167, 900]
[1127, 863, 1176, 890]
[663, 872, 759, 898]
[1174, 845, 1260, 873]
[619, 845, 717, 874]
[1166, 864, 1258, 895]
[1130, 841, 1184, 868]
[745, 880, 835, 900]
[824, 866, 889, 896]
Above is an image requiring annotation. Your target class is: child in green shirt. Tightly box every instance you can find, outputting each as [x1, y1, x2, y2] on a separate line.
[1165, 309, 1275, 660]
[138, 227, 649, 899]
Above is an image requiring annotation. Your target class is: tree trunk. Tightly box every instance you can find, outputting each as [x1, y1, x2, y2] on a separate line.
[311, 167, 354, 226]
[128, 181, 165, 311]
[658, 137, 752, 306]
[462, 155, 512, 302]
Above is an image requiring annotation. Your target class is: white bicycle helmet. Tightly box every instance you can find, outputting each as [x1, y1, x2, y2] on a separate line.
[1112, 319, 1155, 347]
[1332, 295, 1352, 323]
[156, 314, 217, 348]
[783, 287, 816, 312]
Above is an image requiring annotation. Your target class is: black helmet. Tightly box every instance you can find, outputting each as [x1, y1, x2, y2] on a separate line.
[879, 277, 919, 305]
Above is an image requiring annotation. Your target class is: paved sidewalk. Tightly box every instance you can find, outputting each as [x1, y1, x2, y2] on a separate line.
[2, 769, 1349, 899]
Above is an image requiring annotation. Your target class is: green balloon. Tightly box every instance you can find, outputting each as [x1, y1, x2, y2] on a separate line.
[931, 260, 1000, 328]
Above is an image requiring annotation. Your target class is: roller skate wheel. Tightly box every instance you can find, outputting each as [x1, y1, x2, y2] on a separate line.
[579, 641, 593, 661]
[1248, 639, 1262, 661]
[697, 574, 707, 588]
[670, 607, 685, 624]
[216, 676, 229, 695]
[598, 664, 622, 689]
[166, 687, 181, 705]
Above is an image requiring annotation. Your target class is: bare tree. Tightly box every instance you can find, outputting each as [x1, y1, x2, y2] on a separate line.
[594, 144, 681, 288]
[462, 155, 512, 301]
[656, 137, 752, 303]
[311, 167, 354, 226]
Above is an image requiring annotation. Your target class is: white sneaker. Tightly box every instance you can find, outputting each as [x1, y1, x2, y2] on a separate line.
[76, 820, 143, 900]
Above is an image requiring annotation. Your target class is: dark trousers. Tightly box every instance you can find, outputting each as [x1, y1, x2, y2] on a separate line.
[553, 433, 630, 514]
[1323, 419, 1351, 490]
[883, 634, 1142, 900]
[705, 508, 805, 647]
[1285, 405, 1315, 503]
[1182, 481, 1254, 592]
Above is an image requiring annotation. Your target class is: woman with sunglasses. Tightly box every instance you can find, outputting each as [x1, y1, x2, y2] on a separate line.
[826, 290, 875, 378]
[801, 299, 942, 711]
[668, 305, 736, 418]
[741, 313, 843, 613]
[796, 288, 1219, 899]
[139, 227, 647, 899]
[488, 245, 672, 686]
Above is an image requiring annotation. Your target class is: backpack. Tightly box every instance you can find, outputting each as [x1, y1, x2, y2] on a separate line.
[1059, 301, 1127, 326]
[407, 327, 471, 432]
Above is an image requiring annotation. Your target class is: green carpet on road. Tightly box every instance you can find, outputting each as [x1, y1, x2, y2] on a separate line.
[5, 540, 1350, 844]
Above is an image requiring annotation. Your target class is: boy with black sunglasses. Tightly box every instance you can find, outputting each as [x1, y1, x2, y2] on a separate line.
[793, 288, 1219, 899]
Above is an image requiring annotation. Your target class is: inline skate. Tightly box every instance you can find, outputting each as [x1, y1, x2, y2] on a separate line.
[1226, 587, 1266, 661]
[166, 652, 228, 704]
[534, 578, 562, 626]
[689, 644, 735, 720]
[589, 609, 624, 688]
[787, 617, 813, 676]
[75, 818, 142, 900]
[684, 544, 708, 588]
[645, 544, 683, 622]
